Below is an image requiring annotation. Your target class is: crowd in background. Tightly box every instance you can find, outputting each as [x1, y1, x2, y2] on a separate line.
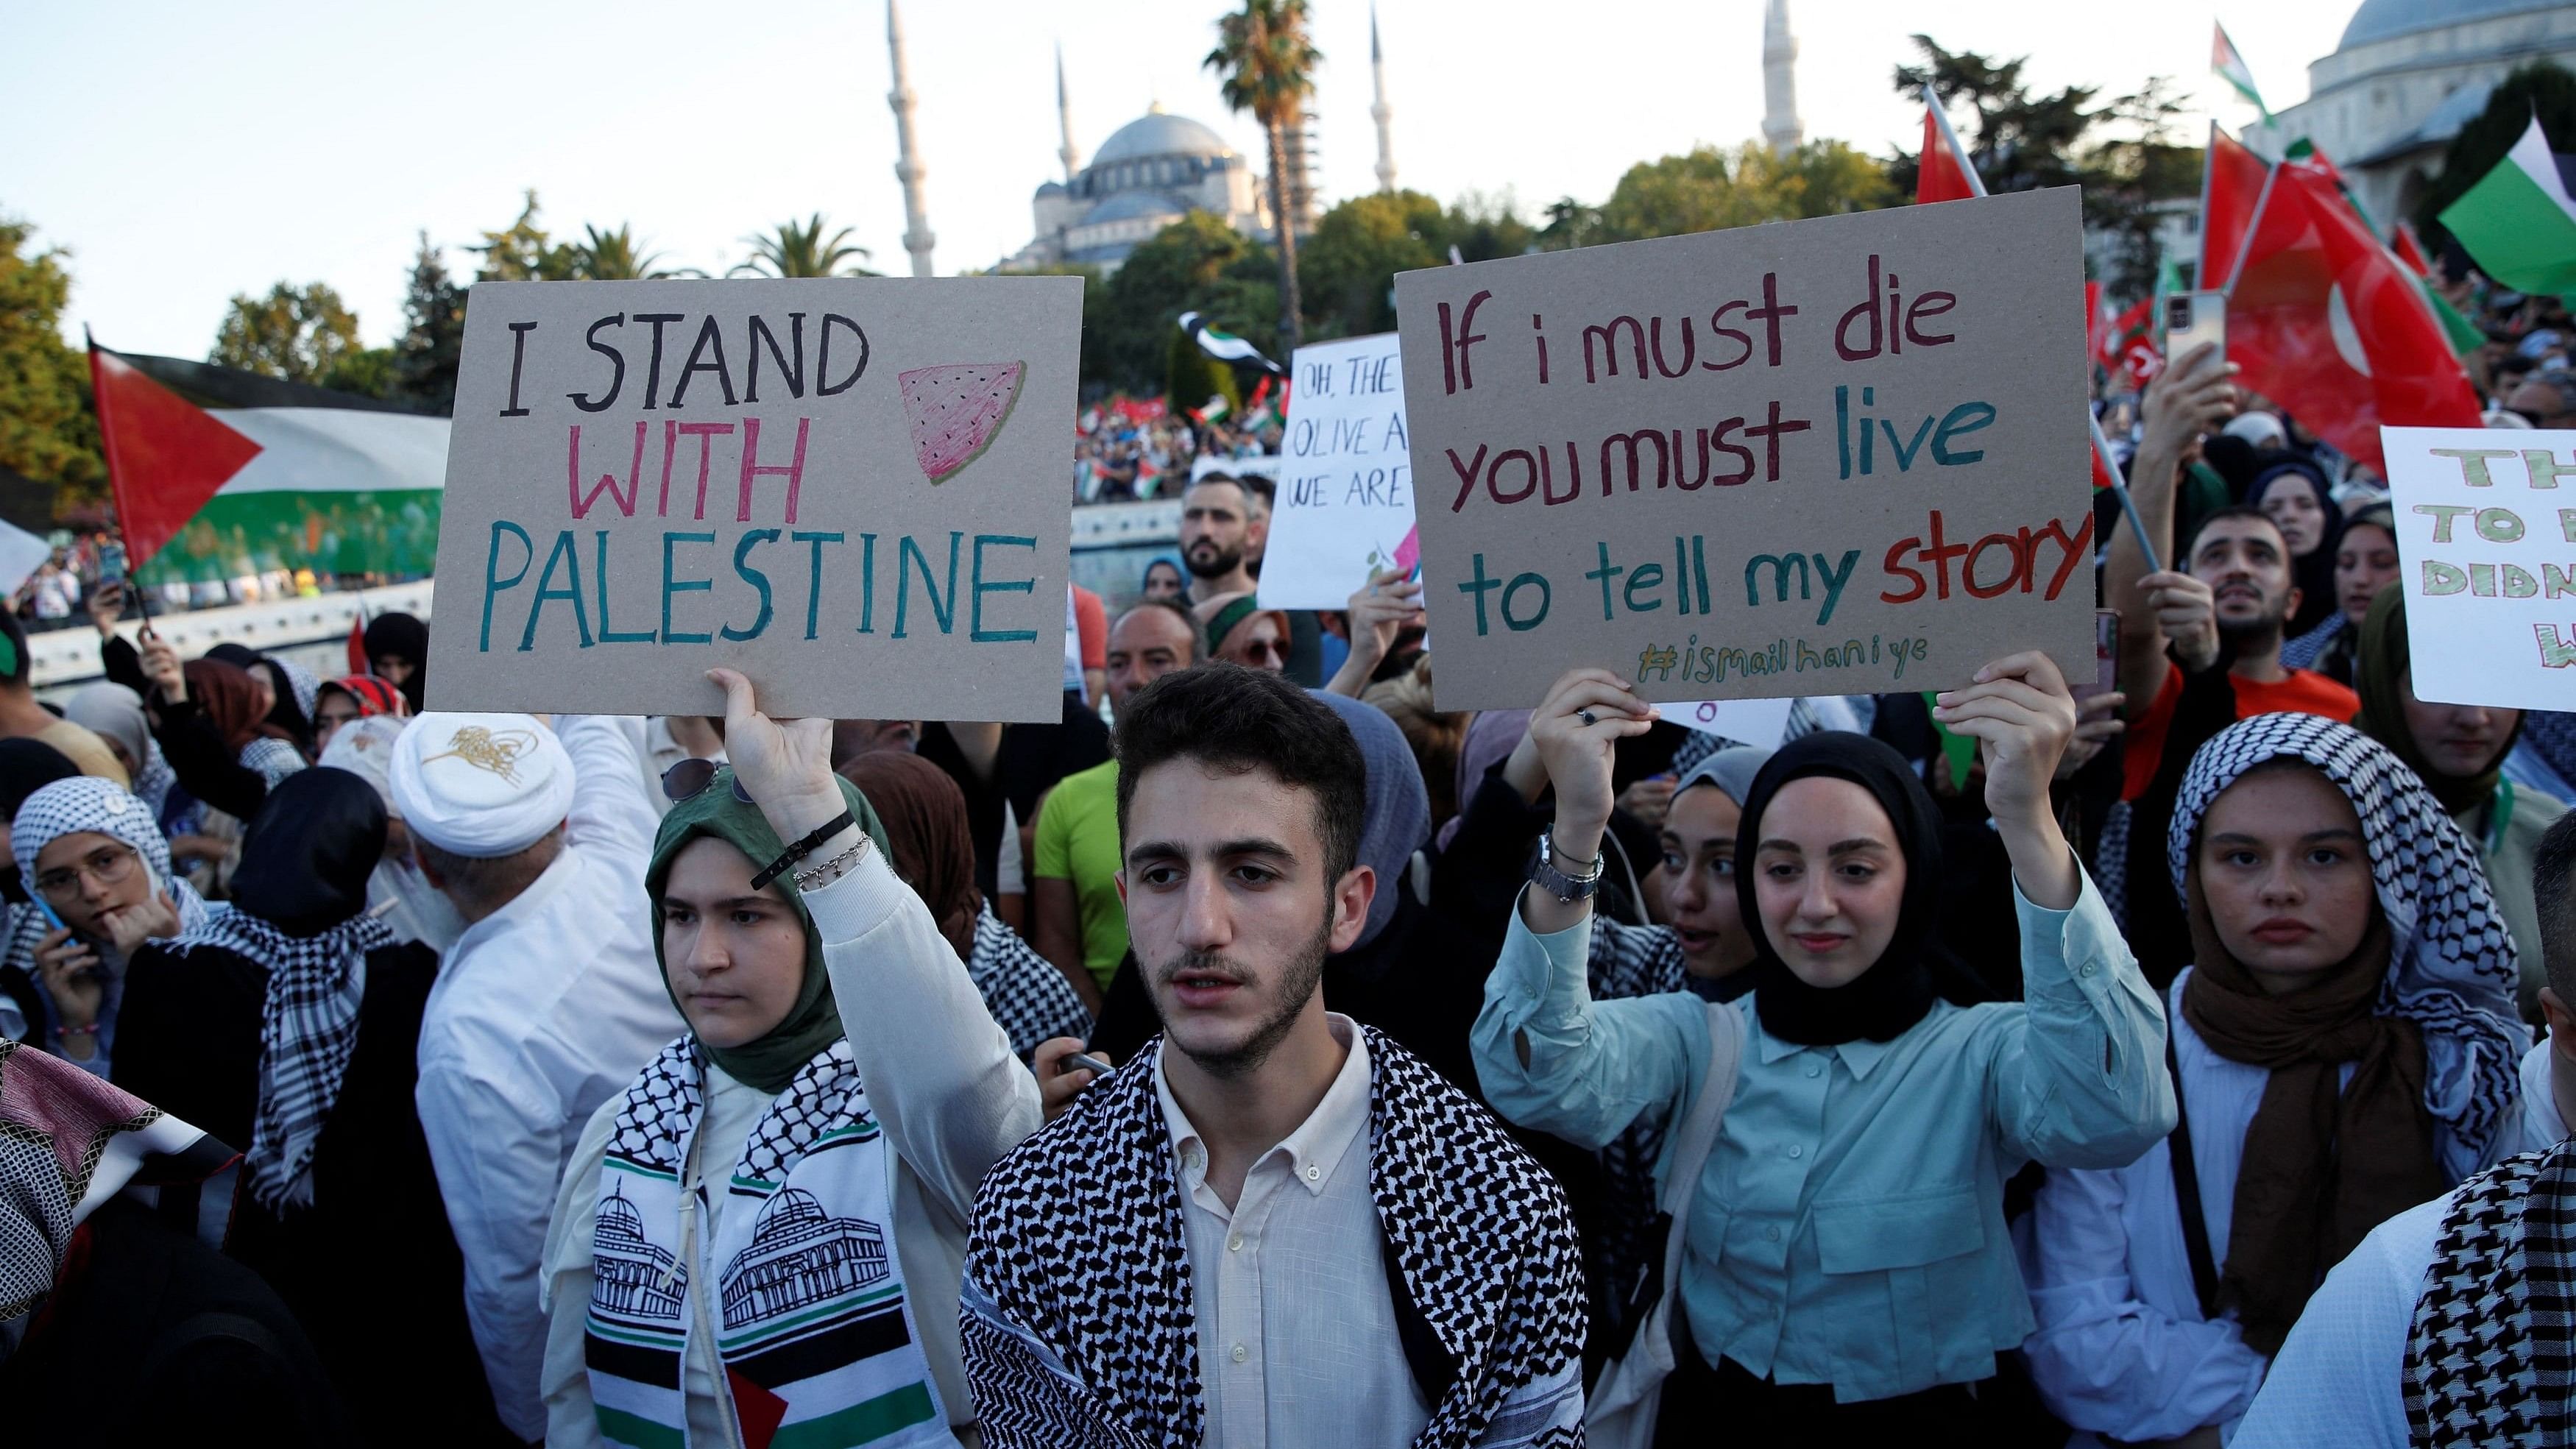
[5, 258, 2576, 1445]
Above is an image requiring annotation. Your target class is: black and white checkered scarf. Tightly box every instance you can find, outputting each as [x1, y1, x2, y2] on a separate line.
[2168, 712, 2524, 1169]
[2405, 1139, 2576, 1444]
[960, 1028, 1587, 1447]
[166, 907, 392, 1211]
[966, 902, 1093, 1062]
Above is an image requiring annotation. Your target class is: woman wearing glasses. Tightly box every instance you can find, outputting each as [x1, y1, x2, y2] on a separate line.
[6, 774, 222, 1077]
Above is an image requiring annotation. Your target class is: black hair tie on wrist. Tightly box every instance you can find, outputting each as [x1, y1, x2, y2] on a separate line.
[750, 809, 857, 891]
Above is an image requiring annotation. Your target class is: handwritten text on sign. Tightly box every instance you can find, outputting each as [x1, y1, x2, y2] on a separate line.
[427, 277, 1083, 720]
[1393, 188, 2094, 711]
[2382, 424, 2576, 712]
[1259, 333, 1415, 609]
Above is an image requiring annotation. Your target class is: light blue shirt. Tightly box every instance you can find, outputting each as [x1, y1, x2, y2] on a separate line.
[1473, 866, 2173, 1404]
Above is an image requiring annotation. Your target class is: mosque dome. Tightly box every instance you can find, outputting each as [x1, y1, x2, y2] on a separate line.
[2340, 0, 2560, 49]
[1092, 106, 1236, 166]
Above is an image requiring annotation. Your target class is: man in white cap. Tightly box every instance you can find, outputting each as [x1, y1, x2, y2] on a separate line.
[394, 712, 676, 1441]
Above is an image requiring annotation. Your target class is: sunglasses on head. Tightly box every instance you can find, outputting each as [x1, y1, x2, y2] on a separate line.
[662, 758, 752, 805]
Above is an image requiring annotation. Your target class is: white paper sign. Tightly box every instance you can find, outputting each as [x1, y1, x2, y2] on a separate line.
[1258, 333, 1416, 609]
[1666, 696, 1796, 748]
[2382, 425, 2576, 711]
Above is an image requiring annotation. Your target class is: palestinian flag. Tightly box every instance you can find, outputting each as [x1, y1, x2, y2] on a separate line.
[2438, 115, 2576, 297]
[87, 344, 446, 587]
[2200, 130, 2481, 470]
[2212, 23, 2270, 119]
[1177, 311, 1284, 375]
[1188, 393, 1231, 425]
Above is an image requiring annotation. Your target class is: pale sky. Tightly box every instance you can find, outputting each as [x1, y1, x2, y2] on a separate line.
[6, 0, 2357, 359]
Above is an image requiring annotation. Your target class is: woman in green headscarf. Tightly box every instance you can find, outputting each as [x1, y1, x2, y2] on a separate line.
[2355, 587, 2570, 1018]
[537, 669, 1046, 1448]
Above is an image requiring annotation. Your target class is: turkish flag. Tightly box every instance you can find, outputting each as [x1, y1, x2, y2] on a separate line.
[2200, 138, 2480, 470]
[2392, 221, 2435, 278]
[1916, 105, 1979, 204]
[86, 344, 262, 567]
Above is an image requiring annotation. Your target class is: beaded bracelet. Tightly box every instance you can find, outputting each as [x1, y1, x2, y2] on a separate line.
[51, 1021, 100, 1038]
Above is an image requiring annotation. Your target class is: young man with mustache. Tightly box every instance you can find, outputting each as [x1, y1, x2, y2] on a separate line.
[960, 663, 1587, 1447]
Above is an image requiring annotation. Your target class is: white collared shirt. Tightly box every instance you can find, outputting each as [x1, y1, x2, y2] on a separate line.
[1153, 1015, 1429, 1449]
[414, 715, 681, 1439]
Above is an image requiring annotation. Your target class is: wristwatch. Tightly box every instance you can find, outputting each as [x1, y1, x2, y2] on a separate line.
[1531, 831, 1604, 904]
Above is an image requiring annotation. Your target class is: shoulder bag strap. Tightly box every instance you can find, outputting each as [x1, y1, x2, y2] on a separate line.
[2163, 1030, 2222, 1320]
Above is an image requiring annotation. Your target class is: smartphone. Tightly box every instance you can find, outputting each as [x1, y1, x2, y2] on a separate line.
[2164, 290, 2227, 369]
[2073, 609, 2119, 705]
[31, 891, 66, 935]
[98, 542, 127, 587]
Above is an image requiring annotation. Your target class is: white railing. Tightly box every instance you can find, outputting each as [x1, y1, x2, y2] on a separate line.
[32, 582, 436, 698]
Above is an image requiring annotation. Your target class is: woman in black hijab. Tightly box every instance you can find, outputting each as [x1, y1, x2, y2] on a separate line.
[361, 613, 429, 714]
[2247, 458, 2344, 640]
[1476, 657, 2177, 1440]
[110, 768, 506, 1445]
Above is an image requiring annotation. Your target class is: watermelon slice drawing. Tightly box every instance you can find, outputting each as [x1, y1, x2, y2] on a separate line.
[898, 361, 1025, 484]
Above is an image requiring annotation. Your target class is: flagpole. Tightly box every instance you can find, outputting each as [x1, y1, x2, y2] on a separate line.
[82, 329, 155, 634]
[1924, 84, 1989, 199]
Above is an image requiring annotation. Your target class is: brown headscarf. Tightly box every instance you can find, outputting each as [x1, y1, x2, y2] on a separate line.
[838, 751, 980, 963]
[183, 658, 298, 754]
[2179, 816, 2446, 1356]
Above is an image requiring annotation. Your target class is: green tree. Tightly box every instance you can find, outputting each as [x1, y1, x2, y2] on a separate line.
[392, 232, 466, 412]
[1167, 326, 1243, 417]
[0, 216, 102, 500]
[1298, 189, 1445, 337]
[470, 188, 577, 281]
[320, 347, 399, 398]
[1538, 196, 1608, 251]
[1437, 191, 1538, 262]
[1892, 37, 2100, 196]
[1586, 141, 1894, 242]
[731, 215, 874, 277]
[2085, 78, 2205, 297]
[2416, 60, 2576, 251]
[1094, 211, 1278, 394]
[1206, 0, 1321, 352]
[211, 280, 363, 384]
[567, 223, 676, 280]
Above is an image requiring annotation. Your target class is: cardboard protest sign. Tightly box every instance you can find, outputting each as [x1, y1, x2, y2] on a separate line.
[2382, 425, 2576, 710]
[1259, 333, 1415, 609]
[1393, 188, 2094, 712]
[428, 277, 1082, 721]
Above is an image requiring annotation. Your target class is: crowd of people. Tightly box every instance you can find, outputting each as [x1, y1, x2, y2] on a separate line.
[7, 528, 403, 628]
[4, 294, 2576, 1447]
[1072, 395, 1283, 505]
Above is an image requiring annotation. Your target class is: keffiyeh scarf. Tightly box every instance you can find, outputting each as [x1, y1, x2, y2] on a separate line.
[164, 909, 393, 1211]
[2405, 1141, 2576, 1445]
[588, 1036, 949, 1449]
[960, 1029, 1586, 1448]
[4, 776, 222, 983]
[2279, 612, 2346, 673]
[2167, 713, 2524, 1169]
[966, 904, 1091, 1061]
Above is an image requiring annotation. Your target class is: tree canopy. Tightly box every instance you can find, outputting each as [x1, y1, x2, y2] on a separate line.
[732, 215, 874, 278]
[1206, 0, 1320, 350]
[210, 280, 363, 385]
[1092, 210, 1279, 395]
[0, 217, 102, 499]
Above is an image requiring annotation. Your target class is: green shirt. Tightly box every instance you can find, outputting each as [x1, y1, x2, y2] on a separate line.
[1033, 759, 1126, 991]
[2462, 779, 2571, 1020]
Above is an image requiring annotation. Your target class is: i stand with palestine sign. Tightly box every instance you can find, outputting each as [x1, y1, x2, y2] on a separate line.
[426, 276, 1084, 722]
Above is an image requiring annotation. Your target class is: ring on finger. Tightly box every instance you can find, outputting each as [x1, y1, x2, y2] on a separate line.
[1577, 709, 1598, 727]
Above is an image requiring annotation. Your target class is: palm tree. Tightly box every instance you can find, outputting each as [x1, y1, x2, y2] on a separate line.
[1205, 0, 1321, 350]
[568, 224, 675, 280]
[729, 215, 877, 277]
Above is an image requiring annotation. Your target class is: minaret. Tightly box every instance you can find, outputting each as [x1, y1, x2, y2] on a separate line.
[1370, 4, 1397, 194]
[1055, 43, 1082, 184]
[887, 0, 935, 277]
[1761, 0, 1803, 158]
